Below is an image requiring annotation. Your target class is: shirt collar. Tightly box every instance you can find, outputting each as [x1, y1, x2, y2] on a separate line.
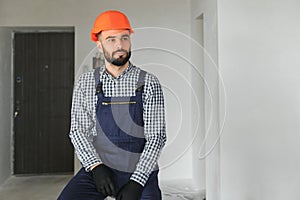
[100, 62, 134, 80]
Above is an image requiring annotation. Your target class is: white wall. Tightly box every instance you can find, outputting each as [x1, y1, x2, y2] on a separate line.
[0, 0, 196, 186]
[190, 11, 206, 192]
[2, 0, 300, 199]
[219, 0, 300, 199]
[191, 0, 220, 199]
[0, 27, 12, 184]
[0, 0, 190, 74]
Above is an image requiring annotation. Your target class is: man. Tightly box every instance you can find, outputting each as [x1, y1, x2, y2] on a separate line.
[58, 10, 166, 200]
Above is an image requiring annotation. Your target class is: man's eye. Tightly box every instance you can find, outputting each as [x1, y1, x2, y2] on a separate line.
[107, 38, 115, 43]
[122, 37, 129, 41]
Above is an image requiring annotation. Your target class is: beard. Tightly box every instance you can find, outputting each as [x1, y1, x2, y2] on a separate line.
[102, 47, 131, 67]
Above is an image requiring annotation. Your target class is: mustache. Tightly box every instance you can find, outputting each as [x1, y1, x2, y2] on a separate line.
[112, 50, 128, 57]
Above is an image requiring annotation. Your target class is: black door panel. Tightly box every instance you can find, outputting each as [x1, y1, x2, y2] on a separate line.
[14, 32, 74, 174]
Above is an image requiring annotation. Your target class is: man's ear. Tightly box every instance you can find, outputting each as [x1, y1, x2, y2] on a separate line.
[96, 41, 103, 53]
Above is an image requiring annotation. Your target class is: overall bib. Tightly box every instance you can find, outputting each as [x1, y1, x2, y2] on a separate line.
[57, 68, 161, 200]
[92, 69, 146, 173]
[92, 67, 161, 199]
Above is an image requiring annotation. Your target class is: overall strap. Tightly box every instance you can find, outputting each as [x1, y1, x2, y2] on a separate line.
[136, 70, 146, 92]
[94, 67, 103, 95]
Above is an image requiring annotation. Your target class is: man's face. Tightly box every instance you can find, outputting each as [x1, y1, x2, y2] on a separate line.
[97, 30, 131, 67]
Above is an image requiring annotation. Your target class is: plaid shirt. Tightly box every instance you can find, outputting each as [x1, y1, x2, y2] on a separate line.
[69, 63, 166, 186]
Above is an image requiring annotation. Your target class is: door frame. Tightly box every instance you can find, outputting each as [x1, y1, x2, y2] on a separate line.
[11, 27, 75, 175]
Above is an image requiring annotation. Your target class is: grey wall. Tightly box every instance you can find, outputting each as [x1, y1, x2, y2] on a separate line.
[0, 0, 195, 187]
[0, 27, 12, 184]
[219, 0, 300, 199]
[191, 0, 220, 199]
[0, 0, 191, 76]
[3, 0, 300, 199]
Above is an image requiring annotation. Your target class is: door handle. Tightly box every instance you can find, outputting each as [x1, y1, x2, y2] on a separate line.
[14, 104, 20, 118]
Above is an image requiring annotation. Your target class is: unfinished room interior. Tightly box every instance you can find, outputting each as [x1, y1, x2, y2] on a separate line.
[1, 0, 300, 200]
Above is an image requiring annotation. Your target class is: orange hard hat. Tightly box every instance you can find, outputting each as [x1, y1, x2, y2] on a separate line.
[90, 10, 134, 42]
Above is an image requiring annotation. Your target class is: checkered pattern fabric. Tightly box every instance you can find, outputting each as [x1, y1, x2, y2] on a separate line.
[69, 63, 166, 186]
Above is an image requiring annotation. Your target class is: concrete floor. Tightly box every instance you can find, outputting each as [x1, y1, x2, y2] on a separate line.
[0, 175, 205, 200]
[0, 175, 72, 200]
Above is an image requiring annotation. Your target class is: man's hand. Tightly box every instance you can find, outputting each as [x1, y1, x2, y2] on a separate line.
[116, 180, 143, 200]
[91, 164, 116, 197]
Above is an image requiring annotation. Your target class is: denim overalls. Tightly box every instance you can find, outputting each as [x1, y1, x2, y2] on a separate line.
[92, 67, 161, 199]
[92, 67, 146, 173]
[58, 67, 161, 200]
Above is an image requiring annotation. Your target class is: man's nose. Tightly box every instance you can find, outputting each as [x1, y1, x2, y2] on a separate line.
[115, 38, 123, 49]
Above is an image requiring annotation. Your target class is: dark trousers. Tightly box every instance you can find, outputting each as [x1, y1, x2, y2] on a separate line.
[57, 167, 162, 200]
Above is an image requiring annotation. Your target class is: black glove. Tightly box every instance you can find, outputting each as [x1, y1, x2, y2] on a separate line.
[116, 180, 143, 200]
[91, 164, 116, 197]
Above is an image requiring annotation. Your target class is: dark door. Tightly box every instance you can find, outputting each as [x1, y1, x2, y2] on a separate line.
[14, 32, 74, 174]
